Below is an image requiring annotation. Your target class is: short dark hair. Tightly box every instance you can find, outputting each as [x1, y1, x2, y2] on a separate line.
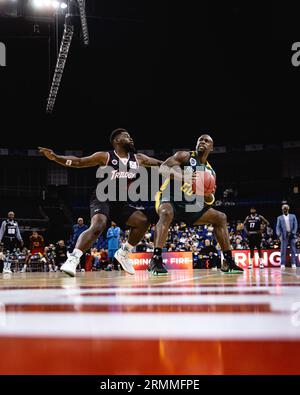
[110, 128, 128, 144]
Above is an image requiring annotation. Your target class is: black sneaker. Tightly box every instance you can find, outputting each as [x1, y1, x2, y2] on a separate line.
[148, 256, 168, 276]
[221, 258, 244, 274]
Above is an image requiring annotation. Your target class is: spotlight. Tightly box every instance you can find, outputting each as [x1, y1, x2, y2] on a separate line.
[60, 2, 67, 9]
[52, 1, 60, 9]
[32, 0, 44, 8]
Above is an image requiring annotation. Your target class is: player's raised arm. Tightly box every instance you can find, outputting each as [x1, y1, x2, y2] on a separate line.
[38, 147, 108, 168]
[136, 153, 163, 167]
[159, 151, 190, 182]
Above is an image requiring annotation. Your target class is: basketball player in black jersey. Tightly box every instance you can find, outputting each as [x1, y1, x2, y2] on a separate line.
[150, 134, 243, 275]
[39, 128, 162, 277]
[243, 207, 270, 269]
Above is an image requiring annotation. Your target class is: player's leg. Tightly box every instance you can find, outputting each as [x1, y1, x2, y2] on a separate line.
[114, 210, 150, 275]
[290, 235, 297, 268]
[193, 208, 243, 273]
[61, 214, 107, 277]
[148, 203, 174, 276]
[21, 252, 31, 273]
[248, 236, 255, 269]
[256, 235, 264, 269]
[280, 238, 287, 269]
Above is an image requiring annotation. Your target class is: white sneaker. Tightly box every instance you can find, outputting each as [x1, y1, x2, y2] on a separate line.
[292, 264, 297, 269]
[259, 263, 264, 269]
[281, 265, 285, 270]
[114, 248, 135, 275]
[211, 266, 218, 271]
[3, 269, 12, 274]
[80, 268, 85, 272]
[248, 263, 253, 269]
[60, 254, 80, 277]
[21, 268, 26, 273]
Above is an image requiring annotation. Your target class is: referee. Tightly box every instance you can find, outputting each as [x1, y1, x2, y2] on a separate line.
[243, 207, 270, 269]
[0, 211, 24, 253]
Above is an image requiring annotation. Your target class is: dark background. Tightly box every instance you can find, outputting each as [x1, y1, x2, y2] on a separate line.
[0, 1, 300, 150]
[0, 1, 299, 240]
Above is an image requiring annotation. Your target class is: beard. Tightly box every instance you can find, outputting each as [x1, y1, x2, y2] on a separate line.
[125, 142, 137, 154]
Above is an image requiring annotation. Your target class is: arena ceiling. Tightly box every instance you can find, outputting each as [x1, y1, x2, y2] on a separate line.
[0, 1, 299, 149]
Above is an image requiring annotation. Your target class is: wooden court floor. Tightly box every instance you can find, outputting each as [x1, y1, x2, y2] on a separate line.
[0, 268, 300, 374]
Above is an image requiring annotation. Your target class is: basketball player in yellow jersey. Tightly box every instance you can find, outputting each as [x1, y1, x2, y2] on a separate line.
[149, 134, 244, 275]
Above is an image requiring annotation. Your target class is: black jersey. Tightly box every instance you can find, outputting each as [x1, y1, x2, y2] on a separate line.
[245, 215, 262, 233]
[3, 220, 19, 238]
[96, 150, 140, 202]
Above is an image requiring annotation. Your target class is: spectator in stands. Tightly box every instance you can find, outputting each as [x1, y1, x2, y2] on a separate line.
[71, 218, 88, 248]
[0, 211, 23, 253]
[55, 240, 67, 271]
[93, 234, 107, 250]
[21, 231, 44, 273]
[0, 247, 4, 273]
[107, 222, 121, 270]
[266, 225, 274, 238]
[29, 231, 44, 254]
[20, 249, 30, 273]
[41, 246, 56, 272]
[136, 239, 147, 252]
[146, 242, 154, 252]
[199, 239, 220, 269]
[235, 237, 244, 250]
[99, 248, 109, 270]
[192, 246, 200, 268]
[71, 218, 89, 271]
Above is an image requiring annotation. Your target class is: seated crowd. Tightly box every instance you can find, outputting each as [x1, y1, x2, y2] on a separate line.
[1, 220, 299, 273]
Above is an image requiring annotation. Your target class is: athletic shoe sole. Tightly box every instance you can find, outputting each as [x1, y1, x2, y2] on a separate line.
[114, 251, 135, 275]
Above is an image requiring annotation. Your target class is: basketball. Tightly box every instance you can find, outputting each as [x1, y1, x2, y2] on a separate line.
[192, 170, 216, 195]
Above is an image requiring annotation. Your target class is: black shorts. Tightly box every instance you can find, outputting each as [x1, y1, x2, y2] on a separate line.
[90, 192, 148, 229]
[3, 236, 18, 253]
[248, 234, 262, 250]
[157, 194, 211, 226]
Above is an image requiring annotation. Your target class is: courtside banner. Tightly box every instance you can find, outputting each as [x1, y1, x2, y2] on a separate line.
[232, 249, 300, 268]
[128, 252, 193, 270]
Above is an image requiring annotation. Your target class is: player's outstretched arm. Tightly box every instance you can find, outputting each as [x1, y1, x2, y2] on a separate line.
[136, 153, 163, 167]
[159, 151, 190, 181]
[38, 147, 108, 168]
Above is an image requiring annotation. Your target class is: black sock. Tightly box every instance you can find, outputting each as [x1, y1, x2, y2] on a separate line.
[223, 250, 232, 261]
[154, 248, 162, 258]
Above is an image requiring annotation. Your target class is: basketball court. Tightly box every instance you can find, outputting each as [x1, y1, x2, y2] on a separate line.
[1, 268, 300, 375]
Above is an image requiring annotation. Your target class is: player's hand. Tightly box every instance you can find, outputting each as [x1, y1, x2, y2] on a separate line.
[38, 147, 56, 161]
[204, 193, 215, 204]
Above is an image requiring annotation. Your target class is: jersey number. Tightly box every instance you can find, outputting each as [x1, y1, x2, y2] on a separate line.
[181, 182, 193, 196]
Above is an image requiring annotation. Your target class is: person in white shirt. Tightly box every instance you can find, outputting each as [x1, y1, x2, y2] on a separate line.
[276, 204, 298, 269]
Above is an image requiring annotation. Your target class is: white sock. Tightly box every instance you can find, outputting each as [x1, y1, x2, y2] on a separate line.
[72, 248, 83, 258]
[124, 242, 134, 252]
[249, 257, 252, 266]
[259, 258, 263, 264]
